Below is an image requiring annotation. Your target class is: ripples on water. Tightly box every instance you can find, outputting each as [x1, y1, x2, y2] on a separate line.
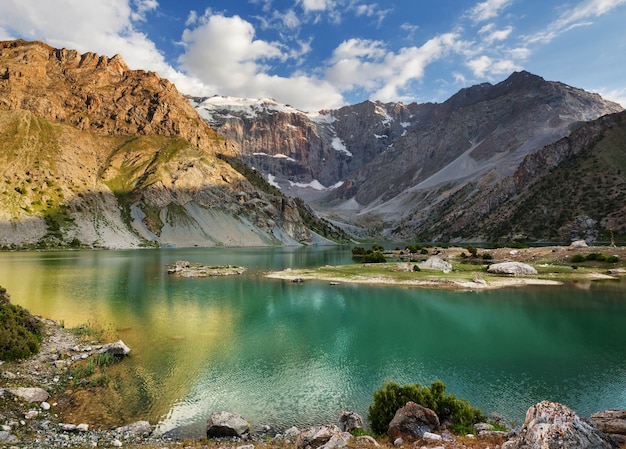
[1, 248, 625, 437]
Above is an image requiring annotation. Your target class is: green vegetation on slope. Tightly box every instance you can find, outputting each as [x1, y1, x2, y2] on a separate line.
[0, 286, 44, 361]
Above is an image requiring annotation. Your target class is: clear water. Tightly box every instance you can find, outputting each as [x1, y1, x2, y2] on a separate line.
[1, 247, 625, 436]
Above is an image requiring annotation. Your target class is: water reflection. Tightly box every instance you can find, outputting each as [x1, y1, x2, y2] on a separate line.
[0, 248, 625, 436]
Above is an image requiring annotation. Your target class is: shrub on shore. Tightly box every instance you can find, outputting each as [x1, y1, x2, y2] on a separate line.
[368, 380, 486, 435]
[0, 286, 44, 361]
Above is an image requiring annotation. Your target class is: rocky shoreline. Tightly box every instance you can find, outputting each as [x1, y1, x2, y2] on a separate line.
[1, 317, 626, 448]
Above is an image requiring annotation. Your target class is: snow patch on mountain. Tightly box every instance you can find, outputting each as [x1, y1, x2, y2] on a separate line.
[331, 137, 352, 156]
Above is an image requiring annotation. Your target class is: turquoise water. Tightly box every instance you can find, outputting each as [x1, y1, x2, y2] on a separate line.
[1, 247, 625, 436]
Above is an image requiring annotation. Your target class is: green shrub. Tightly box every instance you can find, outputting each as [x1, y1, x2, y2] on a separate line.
[570, 254, 586, 263]
[586, 252, 608, 262]
[0, 287, 44, 361]
[363, 251, 386, 263]
[465, 245, 478, 257]
[607, 255, 620, 263]
[352, 246, 366, 256]
[482, 252, 493, 260]
[368, 380, 486, 435]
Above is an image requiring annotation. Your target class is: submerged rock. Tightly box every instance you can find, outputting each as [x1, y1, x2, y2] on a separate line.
[206, 411, 250, 438]
[502, 401, 617, 449]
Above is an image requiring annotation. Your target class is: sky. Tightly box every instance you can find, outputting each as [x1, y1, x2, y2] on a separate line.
[0, 0, 625, 111]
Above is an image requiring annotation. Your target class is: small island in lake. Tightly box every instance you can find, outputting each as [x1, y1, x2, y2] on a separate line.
[167, 260, 247, 277]
[266, 244, 626, 290]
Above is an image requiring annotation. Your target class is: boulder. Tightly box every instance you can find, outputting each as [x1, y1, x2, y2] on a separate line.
[388, 401, 440, 440]
[320, 432, 353, 449]
[7, 387, 49, 403]
[502, 401, 617, 449]
[338, 411, 364, 433]
[295, 425, 342, 449]
[590, 410, 626, 446]
[487, 261, 537, 276]
[99, 340, 131, 356]
[115, 420, 153, 437]
[570, 240, 588, 249]
[206, 411, 249, 438]
[419, 256, 452, 274]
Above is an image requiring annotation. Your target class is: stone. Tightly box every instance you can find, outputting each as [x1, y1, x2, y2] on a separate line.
[283, 426, 301, 439]
[1, 371, 16, 379]
[295, 425, 342, 449]
[590, 409, 626, 446]
[393, 437, 404, 446]
[388, 401, 440, 440]
[570, 239, 588, 248]
[487, 261, 538, 276]
[112, 439, 123, 447]
[320, 432, 353, 449]
[0, 430, 18, 443]
[115, 420, 153, 437]
[76, 423, 89, 432]
[502, 401, 617, 449]
[338, 411, 364, 433]
[99, 340, 131, 356]
[355, 435, 381, 447]
[206, 411, 250, 438]
[24, 410, 39, 420]
[238, 445, 254, 449]
[418, 256, 452, 274]
[422, 431, 442, 441]
[40, 401, 51, 410]
[59, 423, 77, 432]
[7, 387, 49, 403]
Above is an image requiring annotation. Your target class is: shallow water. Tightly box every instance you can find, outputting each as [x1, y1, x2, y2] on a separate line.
[1, 247, 625, 436]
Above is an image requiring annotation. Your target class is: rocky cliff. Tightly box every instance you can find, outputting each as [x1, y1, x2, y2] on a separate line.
[0, 40, 345, 248]
[197, 71, 623, 242]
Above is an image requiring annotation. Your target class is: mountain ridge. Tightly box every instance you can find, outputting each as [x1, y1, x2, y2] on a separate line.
[0, 39, 347, 248]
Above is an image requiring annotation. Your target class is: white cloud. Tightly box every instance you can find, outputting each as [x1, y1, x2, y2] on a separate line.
[178, 13, 343, 111]
[469, 0, 513, 22]
[598, 87, 626, 108]
[526, 0, 626, 43]
[131, 0, 158, 22]
[299, 0, 335, 13]
[327, 33, 461, 102]
[467, 54, 521, 78]
[479, 23, 513, 44]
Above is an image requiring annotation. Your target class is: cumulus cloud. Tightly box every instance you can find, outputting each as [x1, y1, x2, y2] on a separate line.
[479, 23, 513, 44]
[526, 0, 626, 43]
[178, 13, 343, 110]
[327, 33, 461, 102]
[467, 55, 521, 78]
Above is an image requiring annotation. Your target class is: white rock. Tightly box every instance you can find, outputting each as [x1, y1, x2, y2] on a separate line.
[40, 401, 51, 410]
[24, 410, 39, 420]
[111, 439, 123, 447]
[393, 437, 404, 446]
[77, 423, 89, 432]
[422, 432, 442, 441]
[487, 261, 537, 276]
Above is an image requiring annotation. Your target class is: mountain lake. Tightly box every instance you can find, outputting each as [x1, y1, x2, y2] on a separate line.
[0, 246, 625, 437]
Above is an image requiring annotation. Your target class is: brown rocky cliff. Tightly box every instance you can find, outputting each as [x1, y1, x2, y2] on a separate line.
[0, 39, 231, 154]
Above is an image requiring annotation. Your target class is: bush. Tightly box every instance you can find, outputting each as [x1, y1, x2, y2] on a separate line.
[570, 254, 586, 263]
[465, 245, 478, 257]
[0, 287, 44, 361]
[482, 252, 493, 260]
[368, 380, 486, 435]
[352, 246, 366, 256]
[363, 251, 386, 263]
[607, 255, 620, 263]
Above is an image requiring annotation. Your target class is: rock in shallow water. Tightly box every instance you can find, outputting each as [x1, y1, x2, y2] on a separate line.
[206, 411, 250, 438]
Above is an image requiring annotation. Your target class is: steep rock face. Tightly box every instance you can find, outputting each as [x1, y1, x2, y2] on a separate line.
[0, 40, 343, 248]
[194, 97, 428, 197]
[398, 110, 626, 242]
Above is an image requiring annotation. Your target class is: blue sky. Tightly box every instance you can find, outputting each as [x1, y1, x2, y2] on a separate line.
[1, 0, 625, 111]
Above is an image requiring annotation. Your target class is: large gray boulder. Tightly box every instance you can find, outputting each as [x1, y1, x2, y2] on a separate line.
[388, 401, 440, 440]
[487, 261, 538, 276]
[419, 256, 452, 274]
[502, 401, 617, 449]
[206, 411, 249, 438]
[590, 410, 626, 446]
[99, 340, 131, 356]
[7, 387, 49, 403]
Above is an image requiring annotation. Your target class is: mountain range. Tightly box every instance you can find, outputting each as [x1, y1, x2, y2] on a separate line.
[0, 39, 624, 248]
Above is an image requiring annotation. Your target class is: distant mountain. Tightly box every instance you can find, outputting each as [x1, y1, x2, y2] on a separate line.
[0, 40, 347, 248]
[197, 71, 623, 242]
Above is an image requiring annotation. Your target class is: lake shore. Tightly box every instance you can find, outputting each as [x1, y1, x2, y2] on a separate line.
[265, 245, 626, 290]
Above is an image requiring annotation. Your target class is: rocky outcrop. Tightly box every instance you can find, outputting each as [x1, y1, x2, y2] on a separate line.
[387, 401, 440, 440]
[206, 411, 250, 438]
[590, 410, 626, 446]
[487, 262, 538, 276]
[5, 387, 49, 403]
[295, 425, 342, 449]
[99, 340, 131, 356]
[502, 401, 617, 449]
[337, 411, 364, 433]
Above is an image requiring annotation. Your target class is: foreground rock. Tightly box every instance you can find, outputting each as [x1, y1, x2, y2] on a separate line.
[5, 387, 49, 403]
[388, 401, 440, 440]
[206, 411, 250, 438]
[295, 425, 342, 449]
[99, 340, 131, 356]
[487, 261, 538, 276]
[590, 410, 626, 446]
[502, 401, 617, 449]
